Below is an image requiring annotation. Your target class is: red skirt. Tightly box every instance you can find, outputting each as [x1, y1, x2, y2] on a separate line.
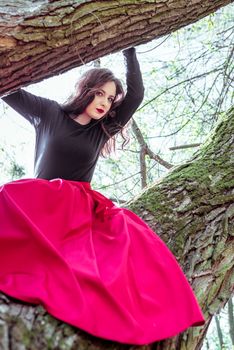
[0, 178, 204, 344]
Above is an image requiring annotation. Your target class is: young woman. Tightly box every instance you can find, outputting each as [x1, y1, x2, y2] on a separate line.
[0, 48, 205, 344]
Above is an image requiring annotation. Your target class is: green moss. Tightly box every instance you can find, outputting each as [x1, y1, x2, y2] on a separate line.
[130, 184, 172, 214]
[5, 317, 32, 347]
[206, 275, 224, 308]
[22, 331, 31, 347]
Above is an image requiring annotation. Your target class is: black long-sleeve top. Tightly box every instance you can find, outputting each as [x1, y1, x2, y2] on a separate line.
[2, 48, 144, 182]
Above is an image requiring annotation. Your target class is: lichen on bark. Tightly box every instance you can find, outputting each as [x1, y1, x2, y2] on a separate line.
[1, 0, 233, 95]
[127, 109, 234, 349]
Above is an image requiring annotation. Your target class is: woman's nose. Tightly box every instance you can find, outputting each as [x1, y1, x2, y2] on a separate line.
[101, 98, 108, 107]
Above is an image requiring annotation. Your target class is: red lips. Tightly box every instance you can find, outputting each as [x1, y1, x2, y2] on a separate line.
[96, 108, 104, 114]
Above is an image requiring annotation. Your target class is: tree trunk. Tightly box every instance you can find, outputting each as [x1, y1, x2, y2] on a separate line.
[0, 109, 233, 350]
[0, 0, 233, 95]
[128, 107, 234, 350]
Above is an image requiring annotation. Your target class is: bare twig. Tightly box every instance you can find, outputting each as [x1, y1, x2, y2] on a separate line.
[140, 146, 147, 189]
[228, 298, 234, 345]
[215, 315, 224, 349]
[138, 67, 223, 112]
[145, 146, 173, 169]
[136, 34, 171, 54]
[146, 120, 190, 139]
[132, 119, 173, 169]
[169, 143, 201, 150]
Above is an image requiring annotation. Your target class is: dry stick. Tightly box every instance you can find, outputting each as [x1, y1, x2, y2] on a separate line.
[146, 119, 190, 139]
[140, 146, 147, 189]
[136, 34, 171, 54]
[150, 59, 222, 134]
[214, 44, 234, 117]
[138, 67, 223, 112]
[132, 119, 173, 169]
[97, 170, 141, 190]
[145, 146, 173, 169]
[109, 197, 126, 204]
[215, 314, 224, 349]
[145, 68, 224, 141]
[169, 143, 201, 150]
[228, 298, 234, 345]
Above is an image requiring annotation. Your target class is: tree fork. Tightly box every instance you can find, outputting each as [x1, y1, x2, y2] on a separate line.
[0, 0, 233, 95]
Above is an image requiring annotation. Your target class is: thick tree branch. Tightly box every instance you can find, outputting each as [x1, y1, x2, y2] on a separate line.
[0, 0, 233, 95]
[128, 108, 234, 349]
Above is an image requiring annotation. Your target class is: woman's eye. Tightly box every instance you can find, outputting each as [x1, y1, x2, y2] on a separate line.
[108, 98, 113, 103]
[96, 91, 102, 96]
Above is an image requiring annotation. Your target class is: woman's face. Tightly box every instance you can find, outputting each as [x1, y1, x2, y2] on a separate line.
[85, 81, 116, 120]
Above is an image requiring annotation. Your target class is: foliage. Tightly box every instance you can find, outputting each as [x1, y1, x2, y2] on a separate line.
[0, 143, 26, 183]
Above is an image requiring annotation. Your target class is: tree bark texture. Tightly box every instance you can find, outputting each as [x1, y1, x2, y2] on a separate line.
[128, 108, 234, 350]
[0, 0, 233, 95]
[0, 109, 233, 350]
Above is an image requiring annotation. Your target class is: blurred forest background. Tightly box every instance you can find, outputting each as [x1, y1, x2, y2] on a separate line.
[0, 3, 233, 349]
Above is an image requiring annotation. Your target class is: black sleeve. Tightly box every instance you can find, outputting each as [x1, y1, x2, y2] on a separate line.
[2, 89, 58, 128]
[104, 47, 144, 136]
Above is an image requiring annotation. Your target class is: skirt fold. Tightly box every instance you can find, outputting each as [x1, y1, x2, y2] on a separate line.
[0, 178, 204, 344]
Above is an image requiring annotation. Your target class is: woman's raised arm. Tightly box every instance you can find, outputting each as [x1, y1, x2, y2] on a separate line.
[2, 89, 58, 127]
[104, 47, 144, 135]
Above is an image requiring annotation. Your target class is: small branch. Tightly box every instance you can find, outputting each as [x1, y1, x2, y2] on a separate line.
[214, 44, 234, 117]
[109, 197, 126, 204]
[131, 120, 148, 188]
[169, 143, 201, 151]
[146, 119, 190, 139]
[136, 34, 171, 54]
[137, 67, 223, 112]
[145, 146, 173, 169]
[228, 298, 234, 345]
[132, 119, 173, 170]
[96, 170, 141, 190]
[215, 314, 224, 349]
[140, 146, 147, 189]
[93, 59, 101, 67]
[131, 119, 145, 146]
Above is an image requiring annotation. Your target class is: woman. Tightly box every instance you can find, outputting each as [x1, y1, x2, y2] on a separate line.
[0, 48, 205, 345]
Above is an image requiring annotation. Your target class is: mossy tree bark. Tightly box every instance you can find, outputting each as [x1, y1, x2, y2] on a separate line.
[128, 108, 234, 350]
[0, 110, 233, 350]
[0, 0, 233, 95]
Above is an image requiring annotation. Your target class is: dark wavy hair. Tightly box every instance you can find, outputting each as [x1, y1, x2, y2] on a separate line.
[62, 68, 129, 157]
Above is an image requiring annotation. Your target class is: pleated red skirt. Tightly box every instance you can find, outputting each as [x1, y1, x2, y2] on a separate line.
[0, 178, 204, 344]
